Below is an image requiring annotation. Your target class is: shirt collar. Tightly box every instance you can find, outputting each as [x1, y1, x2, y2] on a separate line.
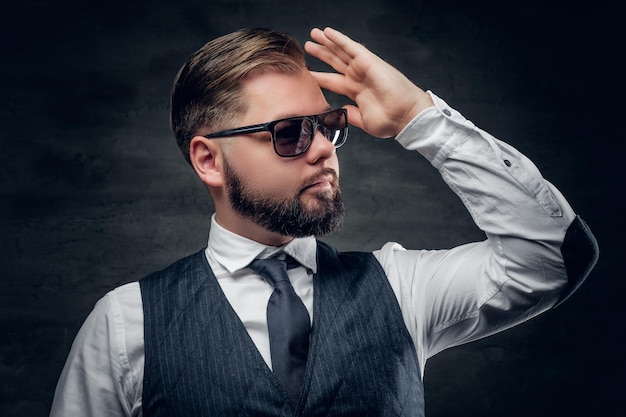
[207, 215, 318, 274]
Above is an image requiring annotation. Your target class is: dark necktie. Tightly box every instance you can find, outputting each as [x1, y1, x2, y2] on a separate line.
[248, 257, 310, 402]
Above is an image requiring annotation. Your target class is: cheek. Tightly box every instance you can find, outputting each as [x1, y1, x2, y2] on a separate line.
[230, 155, 300, 196]
[226, 141, 274, 178]
[332, 155, 340, 176]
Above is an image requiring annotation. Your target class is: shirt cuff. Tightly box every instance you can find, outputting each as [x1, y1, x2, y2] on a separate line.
[395, 91, 476, 169]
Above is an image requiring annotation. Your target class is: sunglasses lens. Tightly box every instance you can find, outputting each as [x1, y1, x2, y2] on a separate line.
[319, 110, 348, 147]
[273, 110, 348, 157]
[274, 119, 312, 157]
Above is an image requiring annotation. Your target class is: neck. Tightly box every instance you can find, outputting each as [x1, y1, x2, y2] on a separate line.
[214, 211, 294, 247]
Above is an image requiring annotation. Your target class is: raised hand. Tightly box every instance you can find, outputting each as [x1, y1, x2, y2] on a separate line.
[304, 27, 434, 139]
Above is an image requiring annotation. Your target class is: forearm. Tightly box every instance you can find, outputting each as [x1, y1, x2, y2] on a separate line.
[390, 92, 597, 357]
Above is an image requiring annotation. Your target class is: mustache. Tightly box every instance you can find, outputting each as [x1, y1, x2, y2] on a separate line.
[299, 168, 339, 193]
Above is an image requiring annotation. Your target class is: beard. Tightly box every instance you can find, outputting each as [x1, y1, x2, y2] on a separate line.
[223, 159, 344, 238]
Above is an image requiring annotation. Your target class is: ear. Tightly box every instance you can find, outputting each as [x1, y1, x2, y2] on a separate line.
[189, 136, 225, 188]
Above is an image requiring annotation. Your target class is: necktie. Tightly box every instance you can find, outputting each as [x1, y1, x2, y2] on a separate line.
[248, 257, 310, 402]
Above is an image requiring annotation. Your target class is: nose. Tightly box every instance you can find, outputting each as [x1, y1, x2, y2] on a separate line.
[304, 128, 336, 164]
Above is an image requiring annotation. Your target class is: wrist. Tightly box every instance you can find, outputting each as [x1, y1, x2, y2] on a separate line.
[396, 90, 435, 135]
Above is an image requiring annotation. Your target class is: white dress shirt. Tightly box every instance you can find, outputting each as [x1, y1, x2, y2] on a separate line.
[50, 92, 577, 417]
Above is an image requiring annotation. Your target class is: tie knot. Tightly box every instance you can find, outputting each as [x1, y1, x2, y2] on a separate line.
[248, 257, 291, 286]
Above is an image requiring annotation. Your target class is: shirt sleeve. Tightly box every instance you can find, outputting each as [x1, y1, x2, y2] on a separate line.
[49, 282, 144, 417]
[374, 91, 597, 376]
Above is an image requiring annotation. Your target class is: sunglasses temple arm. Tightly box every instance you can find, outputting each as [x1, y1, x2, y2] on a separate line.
[205, 123, 269, 138]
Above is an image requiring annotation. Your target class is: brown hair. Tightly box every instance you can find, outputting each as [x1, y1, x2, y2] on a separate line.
[170, 28, 307, 164]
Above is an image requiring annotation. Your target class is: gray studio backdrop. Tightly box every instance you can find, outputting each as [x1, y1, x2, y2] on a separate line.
[2, 0, 621, 416]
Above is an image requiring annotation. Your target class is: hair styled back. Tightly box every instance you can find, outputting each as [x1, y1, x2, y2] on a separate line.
[170, 28, 307, 164]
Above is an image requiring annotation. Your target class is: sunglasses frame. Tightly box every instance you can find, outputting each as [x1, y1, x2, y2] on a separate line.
[203, 108, 348, 158]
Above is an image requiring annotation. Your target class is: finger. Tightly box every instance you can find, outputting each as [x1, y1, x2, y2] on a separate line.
[309, 27, 345, 56]
[311, 28, 352, 62]
[304, 41, 348, 74]
[320, 27, 366, 60]
[309, 27, 354, 64]
[315, 27, 380, 75]
[309, 27, 327, 44]
[308, 71, 351, 97]
[342, 104, 363, 130]
[306, 29, 352, 70]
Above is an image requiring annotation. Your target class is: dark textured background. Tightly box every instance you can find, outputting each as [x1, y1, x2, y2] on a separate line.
[2, 0, 623, 416]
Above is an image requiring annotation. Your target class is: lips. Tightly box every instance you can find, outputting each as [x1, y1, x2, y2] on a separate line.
[300, 170, 337, 193]
[305, 175, 332, 189]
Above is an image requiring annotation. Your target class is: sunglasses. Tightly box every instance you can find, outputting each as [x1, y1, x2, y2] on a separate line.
[204, 109, 348, 157]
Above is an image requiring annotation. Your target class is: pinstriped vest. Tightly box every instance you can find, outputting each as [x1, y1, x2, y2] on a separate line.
[140, 240, 424, 416]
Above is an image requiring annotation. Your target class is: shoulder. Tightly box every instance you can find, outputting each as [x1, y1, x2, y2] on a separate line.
[141, 249, 208, 284]
[105, 282, 144, 334]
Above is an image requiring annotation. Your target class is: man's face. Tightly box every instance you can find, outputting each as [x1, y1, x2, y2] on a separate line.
[220, 69, 344, 238]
